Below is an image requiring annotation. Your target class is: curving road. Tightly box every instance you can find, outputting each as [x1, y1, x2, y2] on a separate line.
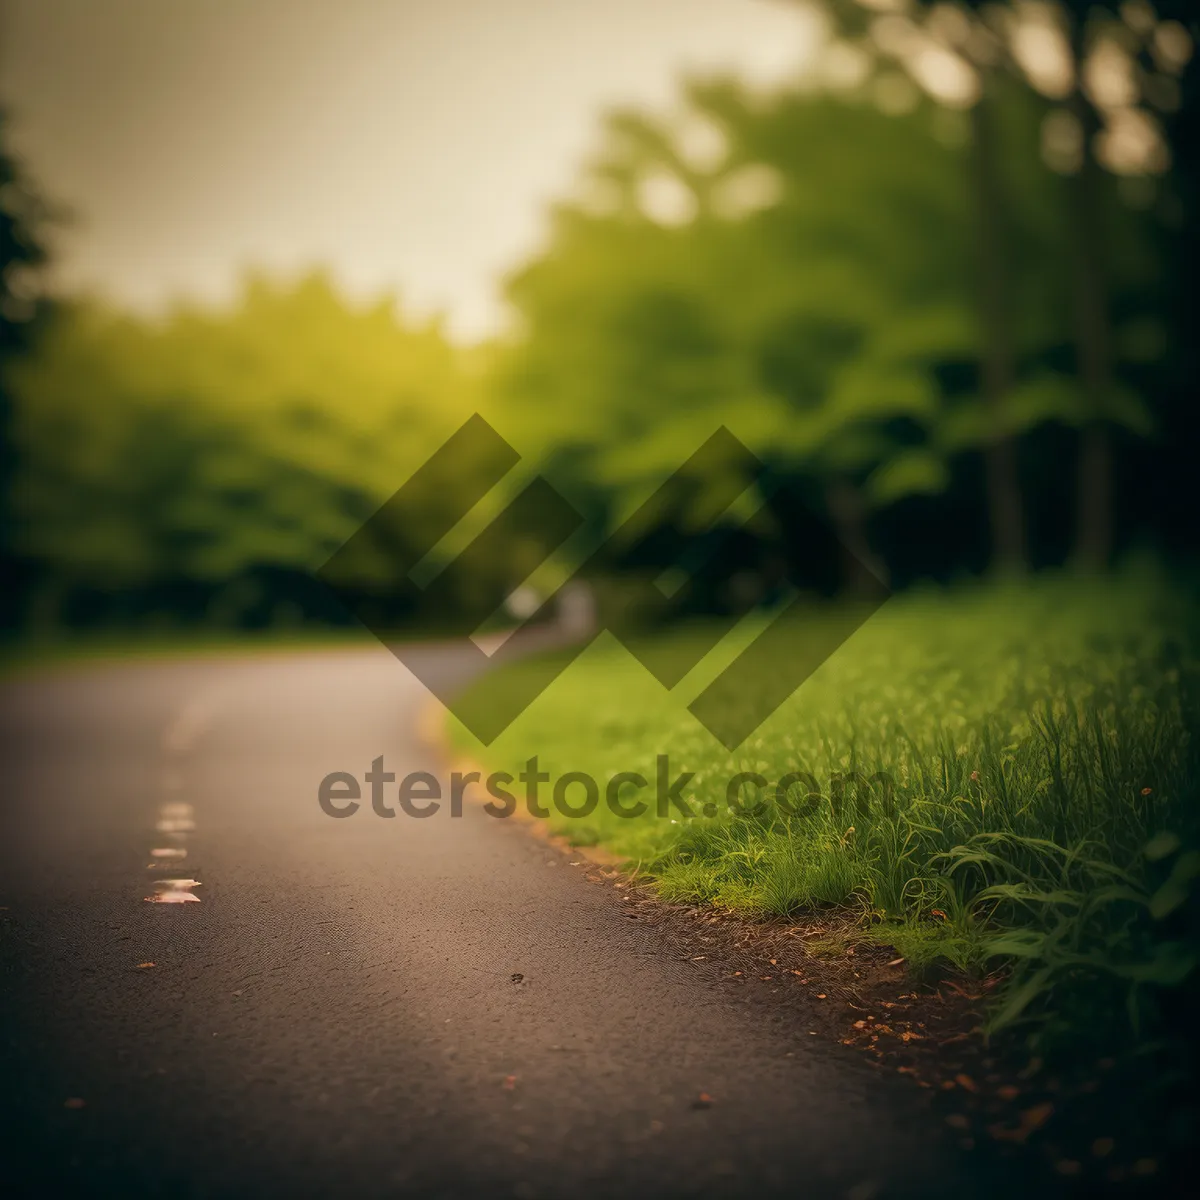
[1, 644, 1013, 1199]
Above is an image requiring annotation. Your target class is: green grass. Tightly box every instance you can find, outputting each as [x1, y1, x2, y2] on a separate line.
[449, 567, 1200, 1049]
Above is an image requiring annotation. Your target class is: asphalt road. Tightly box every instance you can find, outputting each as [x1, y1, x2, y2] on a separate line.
[1, 644, 1017, 1199]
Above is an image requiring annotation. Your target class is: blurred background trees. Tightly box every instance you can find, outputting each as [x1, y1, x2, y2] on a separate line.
[1, 108, 56, 632]
[0, 0, 1195, 640]
[4, 275, 479, 632]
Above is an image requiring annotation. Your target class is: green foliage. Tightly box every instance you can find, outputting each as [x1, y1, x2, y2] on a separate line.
[495, 69, 1164, 562]
[0, 109, 52, 351]
[6, 274, 478, 622]
[0, 40, 1177, 626]
[500, 82, 978, 509]
[1, 109, 56, 592]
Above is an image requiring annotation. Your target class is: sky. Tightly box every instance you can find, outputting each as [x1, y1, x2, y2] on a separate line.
[2, 0, 823, 340]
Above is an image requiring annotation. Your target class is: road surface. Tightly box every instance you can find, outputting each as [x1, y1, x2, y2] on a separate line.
[1, 644, 1015, 1199]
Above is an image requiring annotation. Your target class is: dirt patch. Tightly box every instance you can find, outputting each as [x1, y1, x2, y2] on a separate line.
[578, 866, 1192, 1198]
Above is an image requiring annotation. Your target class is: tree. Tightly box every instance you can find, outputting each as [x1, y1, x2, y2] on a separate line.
[499, 81, 990, 592]
[802, 0, 1190, 574]
[5, 273, 484, 630]
[849, 0, 1188, 566]
[1048, 0, 1190, 566]
[0, 111, 56, 631]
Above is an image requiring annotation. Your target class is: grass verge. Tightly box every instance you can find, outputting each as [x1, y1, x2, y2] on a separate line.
[448, 568, 1199, 1056]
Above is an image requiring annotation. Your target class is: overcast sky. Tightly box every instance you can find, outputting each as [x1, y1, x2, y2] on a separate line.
[2, 0, 823, 339]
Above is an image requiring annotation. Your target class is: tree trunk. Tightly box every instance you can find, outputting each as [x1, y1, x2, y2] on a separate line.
[970, 77, 1026, 575]
[1067, 21, 1115, 570]
[825, 479, 888, 595]
[1075, 422, 1112, 567]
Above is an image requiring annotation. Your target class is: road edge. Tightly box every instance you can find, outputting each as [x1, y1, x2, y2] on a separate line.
[417, 697, 628, 870]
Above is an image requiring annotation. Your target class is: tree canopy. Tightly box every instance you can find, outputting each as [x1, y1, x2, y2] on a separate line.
[1, 1, 1192, 633]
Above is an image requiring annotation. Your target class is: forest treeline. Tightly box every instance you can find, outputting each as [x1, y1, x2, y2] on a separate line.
[1, 0, 1196, 636]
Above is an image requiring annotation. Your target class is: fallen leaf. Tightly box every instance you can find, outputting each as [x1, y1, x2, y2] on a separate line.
[1018, 1057, 1044, 1079]
[989, 1102, 1054, 1145]
[954, 1074, 978, 1093]
[996, 1085, 1020, 1101]
[692, 1092, 714, 1109]
[1092, 1138, 1115, 1158]
[64, 1098, 86, 1109]
[1020, 1102, 1054, 1132]
[135, 962, 156, 969]
[940, 979, 984, 1000]
[1055, 1161, 1081, 1177]
[1132, 1159, 1157, 1176]
[944, 1114, 970, 1130]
